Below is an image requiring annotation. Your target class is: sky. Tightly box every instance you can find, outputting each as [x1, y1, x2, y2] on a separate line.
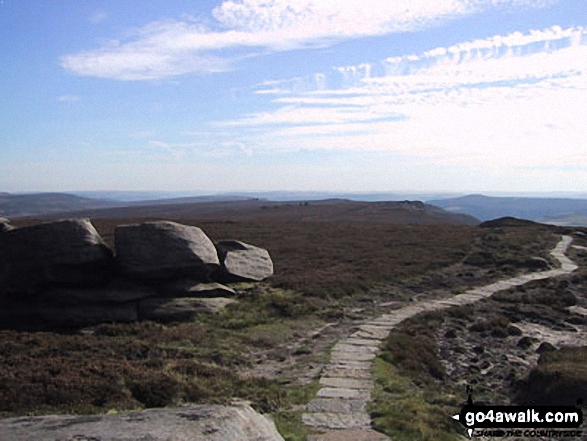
[1, 0, 586, 194]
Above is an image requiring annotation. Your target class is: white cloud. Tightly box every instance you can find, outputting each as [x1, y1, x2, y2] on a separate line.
[214, 26, 587, 172]
[57, 94, 81, 102]
[62, 0, 559, 80]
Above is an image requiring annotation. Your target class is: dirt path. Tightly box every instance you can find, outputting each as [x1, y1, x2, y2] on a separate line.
[303, 235, 578, 440]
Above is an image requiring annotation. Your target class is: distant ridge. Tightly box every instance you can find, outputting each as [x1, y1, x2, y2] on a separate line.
[19, 198, 479, 226]
[0, 193, 255, 219]
[429, 194, 587, 226]
[0, 193, 120, 218]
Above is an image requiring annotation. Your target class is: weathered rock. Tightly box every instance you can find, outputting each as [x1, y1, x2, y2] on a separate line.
[0, 219, 113, 297]
[536, 341, 556, 353]
[0, 217, 13, 233]
[139, 297, 235, 322]
[215, 240, 273, 282]
[115, 221, 220, 281]
[159, 280, 236, 298]
[0, 402, 284, 441]
[0, 298, 138, 330]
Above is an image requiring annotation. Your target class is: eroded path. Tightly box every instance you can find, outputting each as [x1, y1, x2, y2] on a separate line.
[303, 235, 578, 440]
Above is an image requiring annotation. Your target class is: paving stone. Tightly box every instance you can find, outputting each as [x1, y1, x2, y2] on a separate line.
[330, 360, 372, 369]
[322, 367, 372, 379]
[302, 412, 371, 429]
[355, 326, 392, 339]
[319, 377, 374, 390]
[307, 398, 367, 413]
[343, 338, 382, 347]
[331, 343, 379, 354]
[317, 388, 371, 400]
[331, 351, 376, 362]
[350, 330, 387, 340]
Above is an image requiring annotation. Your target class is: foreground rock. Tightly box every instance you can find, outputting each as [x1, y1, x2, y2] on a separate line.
[139, 297, 236, 322]
[159, 280, 236, 298]
[216, 240, 273, 282]
[0, 219, 113, 296]
[116, 221, 220, 281]
[0, 403, 284, 441]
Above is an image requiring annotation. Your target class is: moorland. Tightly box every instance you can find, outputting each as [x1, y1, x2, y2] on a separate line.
[1, 199, 586, 440]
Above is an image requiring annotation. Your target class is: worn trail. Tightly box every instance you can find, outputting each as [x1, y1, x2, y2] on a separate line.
[303, 235, 578, 439]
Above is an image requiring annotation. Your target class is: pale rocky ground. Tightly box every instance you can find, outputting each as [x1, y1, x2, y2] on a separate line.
[0, 402, 284, 441]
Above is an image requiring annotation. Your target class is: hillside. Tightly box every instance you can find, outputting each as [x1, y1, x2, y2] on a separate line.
[25, 198, 479, 225]
[0, 193, 120, 218]
[429, 194, 587, 224]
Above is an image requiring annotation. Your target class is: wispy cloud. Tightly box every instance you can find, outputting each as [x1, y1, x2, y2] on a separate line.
[90, 10, 109, 24]
[213, 26, 587, 170]
[57, 94, 81, 102]
[61, 0, 558, 80]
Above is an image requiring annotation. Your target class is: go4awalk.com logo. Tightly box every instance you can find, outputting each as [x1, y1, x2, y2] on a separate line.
[451, 390, 583, 438]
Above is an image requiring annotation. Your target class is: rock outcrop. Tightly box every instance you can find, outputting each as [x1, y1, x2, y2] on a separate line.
[0, 402, 284, 441]
[139, 296, 237, 322]
[216, 240, 274, 282]
[115, 221, 220, 280]
[0, 218, 273, 330]
[0, 219, 113, 297]
[159, 280, 237, 297]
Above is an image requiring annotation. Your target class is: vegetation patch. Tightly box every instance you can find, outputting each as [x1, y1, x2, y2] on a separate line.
[515, 346, 587, 406]
[371, 358, 462, 441]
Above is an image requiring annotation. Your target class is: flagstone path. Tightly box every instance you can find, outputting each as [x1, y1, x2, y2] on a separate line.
[303, 235, 578, 439]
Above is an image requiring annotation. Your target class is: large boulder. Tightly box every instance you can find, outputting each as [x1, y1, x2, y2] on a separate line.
[115, 221, 220, 281]
[158, 280, 236, 298]
[0, 219, 113, 297]
[139, 297, 236, 322]
[0, 402, 284, 441]
[215, 240, 273, 282]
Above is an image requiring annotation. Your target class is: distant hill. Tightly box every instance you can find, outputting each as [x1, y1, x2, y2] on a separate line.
[479, 217, 545, 228]
[428, 194, 587, 225]
[73, 190, 466, 203]
[1, 193, 257, 218]
[0, 193, 121, 218]
[24, 198, 480, 225]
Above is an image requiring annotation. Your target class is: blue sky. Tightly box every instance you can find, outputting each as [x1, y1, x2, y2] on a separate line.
[1, 0, 586, 193]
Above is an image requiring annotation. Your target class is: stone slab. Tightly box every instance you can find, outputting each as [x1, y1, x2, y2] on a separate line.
[302, 412, 371, 429]
[342, 338, 382, 347]
[319, 377, 374, 390]
[317, 388, 371, 400]
[307, 398, 367, 413]
[323, 368, 372, 379]
[331, 351, 376, 362]
[331, 343, 379, 354]
[330, 360, 372, 370]
[355, 326, 392, 339]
